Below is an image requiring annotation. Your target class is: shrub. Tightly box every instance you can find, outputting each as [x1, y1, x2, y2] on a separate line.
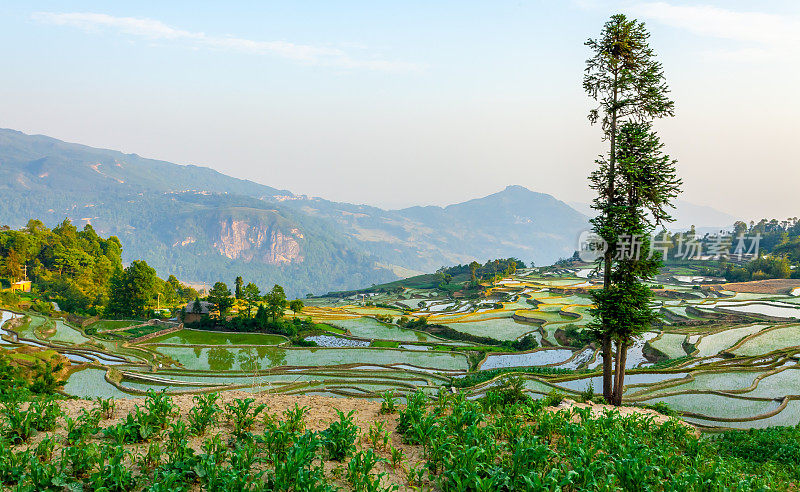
[642, 401, 678, 417]
[542, 389, 565, 407]
[501, 334, 539, 352]
[29, 360, 66, 394]
[579, 383, 595, 403]
[485, 375, 529, 408]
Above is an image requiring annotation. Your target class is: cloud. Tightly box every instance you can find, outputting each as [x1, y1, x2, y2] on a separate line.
[32, 12, 419, 71]
[631, 2, 800, 61]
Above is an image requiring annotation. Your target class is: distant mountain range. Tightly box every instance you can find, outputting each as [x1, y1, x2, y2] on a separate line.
[568, 200, 736, 233]
[0, 128, 587, 295]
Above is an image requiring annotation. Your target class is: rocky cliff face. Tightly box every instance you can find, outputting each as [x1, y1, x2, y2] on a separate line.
[213, 220, 304, 265]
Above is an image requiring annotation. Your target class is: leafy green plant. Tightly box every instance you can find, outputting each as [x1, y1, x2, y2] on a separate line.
[321, 409, 359, 461]
[226, 398, 267, 438]
[142, 389, 176, 429]
[26, 455, 69, 490]
[397, 390, 427, 436]
[103, 407, 159, 444]
[282, 403, 308, 434]
[379, 390, 398, 415]
[89, 444, 135, 491]
[265, 431, 333, 492]
[406, 463, 426, 487]
[188, 392, 220, 436]
[29, 397, 62, 432]
[0, 442, 27, 485]
[95, 396, 117, 419]
[166, 419, 191, 460]
[135, 442, 163, 471]
[715, 426, 800, 469]
[260, 421, 295, 462]
[2, 401, 34, 444]
[389, 446, 405, 470]
[60, 442, 100, 479]
[65, 408, 101, 445]
[366, 421, 390, 452]
[348, 448, 396, 492]
[34, 435, 58, 462]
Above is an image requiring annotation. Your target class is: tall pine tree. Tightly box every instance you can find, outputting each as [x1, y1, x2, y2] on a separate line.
[584, 14, 677, 402]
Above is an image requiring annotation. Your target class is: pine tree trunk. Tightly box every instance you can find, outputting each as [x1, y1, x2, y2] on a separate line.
[613, 341, 628, 406]
[601, 73, 619, 403]
[612, 339, 622, 405]
[602, 334, 613, 401]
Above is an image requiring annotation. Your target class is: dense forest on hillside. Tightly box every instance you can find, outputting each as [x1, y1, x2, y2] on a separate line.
[0, 220, 198, 316]
[0, 219, 122, 312]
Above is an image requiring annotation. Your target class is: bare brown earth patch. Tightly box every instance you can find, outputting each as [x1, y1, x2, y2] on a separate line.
[711, 279, 800, 295]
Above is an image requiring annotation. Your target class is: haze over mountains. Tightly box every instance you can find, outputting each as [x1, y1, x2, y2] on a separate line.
[0, 128, 725, 296]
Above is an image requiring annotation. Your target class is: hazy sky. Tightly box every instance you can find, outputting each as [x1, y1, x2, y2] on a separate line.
[1, 1, 798, 220]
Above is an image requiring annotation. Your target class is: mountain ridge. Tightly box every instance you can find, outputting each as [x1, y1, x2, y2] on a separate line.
[0, 128, 588, 296]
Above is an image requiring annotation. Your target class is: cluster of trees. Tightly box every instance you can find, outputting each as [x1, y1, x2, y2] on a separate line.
[203, 280, 303, 320]
[434, 258, 527, 290]
[723, 257, 795, 282]
[652, 219, 800, 281]
[106, 267, 199, 319]
[186, 304, 307, 337]
[722, 219, 800, 281]
[0, 219, 198, 318]
[185, 278, 305, 336]
[0, 219, 122, 313]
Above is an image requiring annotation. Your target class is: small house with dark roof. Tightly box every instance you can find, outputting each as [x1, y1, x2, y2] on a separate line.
[183, 300, 213, 323]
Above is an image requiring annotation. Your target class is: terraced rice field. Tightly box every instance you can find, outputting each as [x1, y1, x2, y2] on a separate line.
[326, 317, 427, 342]
[86, 319, 140, 331]
[649, 333, 688, 358]
[146, 329, 287, 345]
[479, 348, 575, 370]
[443, 318, 541, 341]
[714, 301, 800, 319]
[45, 320, 92, 345]
[732, 325, 800, 356]
[692, 324, 768, 357]
[152, 346, 469, 371]
[639, 393, 780, 420]
[6, 269, 799, 431]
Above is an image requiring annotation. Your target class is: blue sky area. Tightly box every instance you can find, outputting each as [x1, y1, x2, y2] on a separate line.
[0, 1, 797, 218]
